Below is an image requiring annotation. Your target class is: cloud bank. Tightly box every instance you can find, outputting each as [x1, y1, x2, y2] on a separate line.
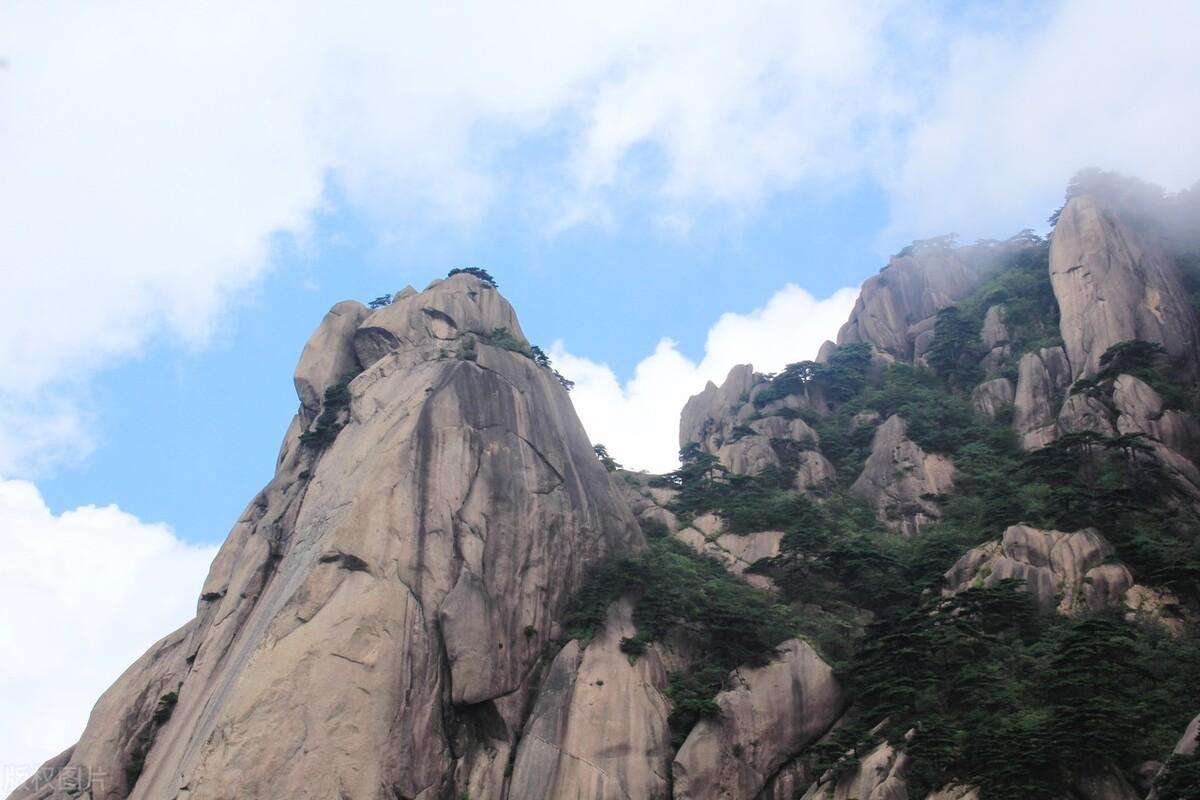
[3, 1, 1200, 471]
[0, 480, 217, 784]
[554, 284, 859, 473]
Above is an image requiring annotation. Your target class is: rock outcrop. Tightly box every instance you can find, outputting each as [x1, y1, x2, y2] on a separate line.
[970, 377, 1014, 420]
[12, 274, 641, 800]
[1050, 195, 1200, 381]
[673, 640, 843, 800]
[800, 739, 908, 800]
[1012, 346, 1072, 449]
[851, 415, 954, 536]
[836, 237, 1033, 362]
[506, 599, 673, 800]
[293, 299, 370, 411]
[943, 525, 1185, 629]
[680, 364, 761, 453]
[673, 513, 784, 590]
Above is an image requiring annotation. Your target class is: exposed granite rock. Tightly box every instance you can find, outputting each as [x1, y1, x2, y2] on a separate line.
[1050, 195, 1200, 381]
[293, 300, 369, 411]
[980, 304, 1010, 350]
[674, 525, 784, 590]
[674, 640, 843, 800]
[757, 758, 813, 800]
[1058, 392, 1117, 437]
[970, 378, 1014, 420]
[837, 237, 1032, 362]
[11, 275, 641, 800]
[718, 435, 783, 476]
[793, 450, 838, 493]
[1113, 374, 1200, 456]
[851, 415, 954, 536]
[801, 739, 909, 800]
[1148, 713, 1200, 800]
[681, 364, 761, 451]
[941, 525, 1184, 628]
[507, 599, 672, 800]
[1013, 346, 1072, 450]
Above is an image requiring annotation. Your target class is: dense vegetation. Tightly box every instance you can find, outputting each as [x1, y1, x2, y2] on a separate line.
[563, 536, 794, 744]
[567, 203, 1200, 795]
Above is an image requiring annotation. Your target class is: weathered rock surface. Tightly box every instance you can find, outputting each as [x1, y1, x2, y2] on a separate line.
[944, 525, 1154, 618]
[293, 300, 369, 411]
[851, 415, 954, 536]
[836, 237, 1032, 362]
[1013, 346, 1072, 449]
[681, 364, 761, 452]
[801, 739, 909, 800]
[1058, 392, 1118, 437]
[12, 273, 642, 800]
[970, 377, 1014, 420]
[1050, 195, 1200, 380]
[673, 640, 843, 800]
[507, 599, 672, 800]
[674, 524, 784, 590]
[980, 304, 1010, 350]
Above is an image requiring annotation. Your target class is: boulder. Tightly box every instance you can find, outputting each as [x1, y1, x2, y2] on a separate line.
[1058, 393, 1117, 437]
[970, 378, 1014, 420]
[945, 525, 1134, 616]
[1050, 195, 1200, 381]
[980, 304, 1010, 350]
[673, 640, 843, 800]
[851, 415, 954, 536]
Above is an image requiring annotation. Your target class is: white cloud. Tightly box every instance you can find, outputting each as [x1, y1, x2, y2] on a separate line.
[2, 1, 1200, 471]
[886, 1, 1200, 240]
[0, 479, 217, 785]
[554, 284, 858, 473]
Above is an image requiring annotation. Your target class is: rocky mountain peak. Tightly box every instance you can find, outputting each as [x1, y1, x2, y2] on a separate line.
[1050, 194, 1200, 380]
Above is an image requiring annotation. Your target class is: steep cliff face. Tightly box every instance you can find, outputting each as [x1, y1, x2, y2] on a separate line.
[1050, 195, 1200, 381]
[12, 274, 641, 800]
[835, 236, 1035, 363]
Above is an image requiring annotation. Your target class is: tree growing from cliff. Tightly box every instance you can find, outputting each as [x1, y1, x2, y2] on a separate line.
[368, 294, 393, 309]
[447, 266, 498, 287]
[593, 444, 620, 471]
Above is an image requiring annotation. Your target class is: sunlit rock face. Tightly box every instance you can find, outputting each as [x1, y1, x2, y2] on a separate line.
[10, 274, 641, 800]
[851, 414, 954, 537]
[1050, 195, 1200, 381]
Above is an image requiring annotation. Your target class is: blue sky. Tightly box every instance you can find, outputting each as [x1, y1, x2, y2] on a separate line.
[3, 0, 1200, 779]
[34, 179, 890, 545]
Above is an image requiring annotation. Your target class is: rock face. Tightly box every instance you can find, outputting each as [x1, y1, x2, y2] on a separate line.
[1050, 195, 1200, 380]
[801, 739, 908, 800]
[293, 299, 370, 411]
[945, 525, 1144, 617]
[506, 599, 673, 800]
[673, 640, 843, 800]
[836, 237, 1032, 362]
[970, 377, 1014, 420]
[12, 274, 641, 800]
[1012, 346, 1072, 449]
[680, 364, 761, 452]
[851, 415, 954, 536]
